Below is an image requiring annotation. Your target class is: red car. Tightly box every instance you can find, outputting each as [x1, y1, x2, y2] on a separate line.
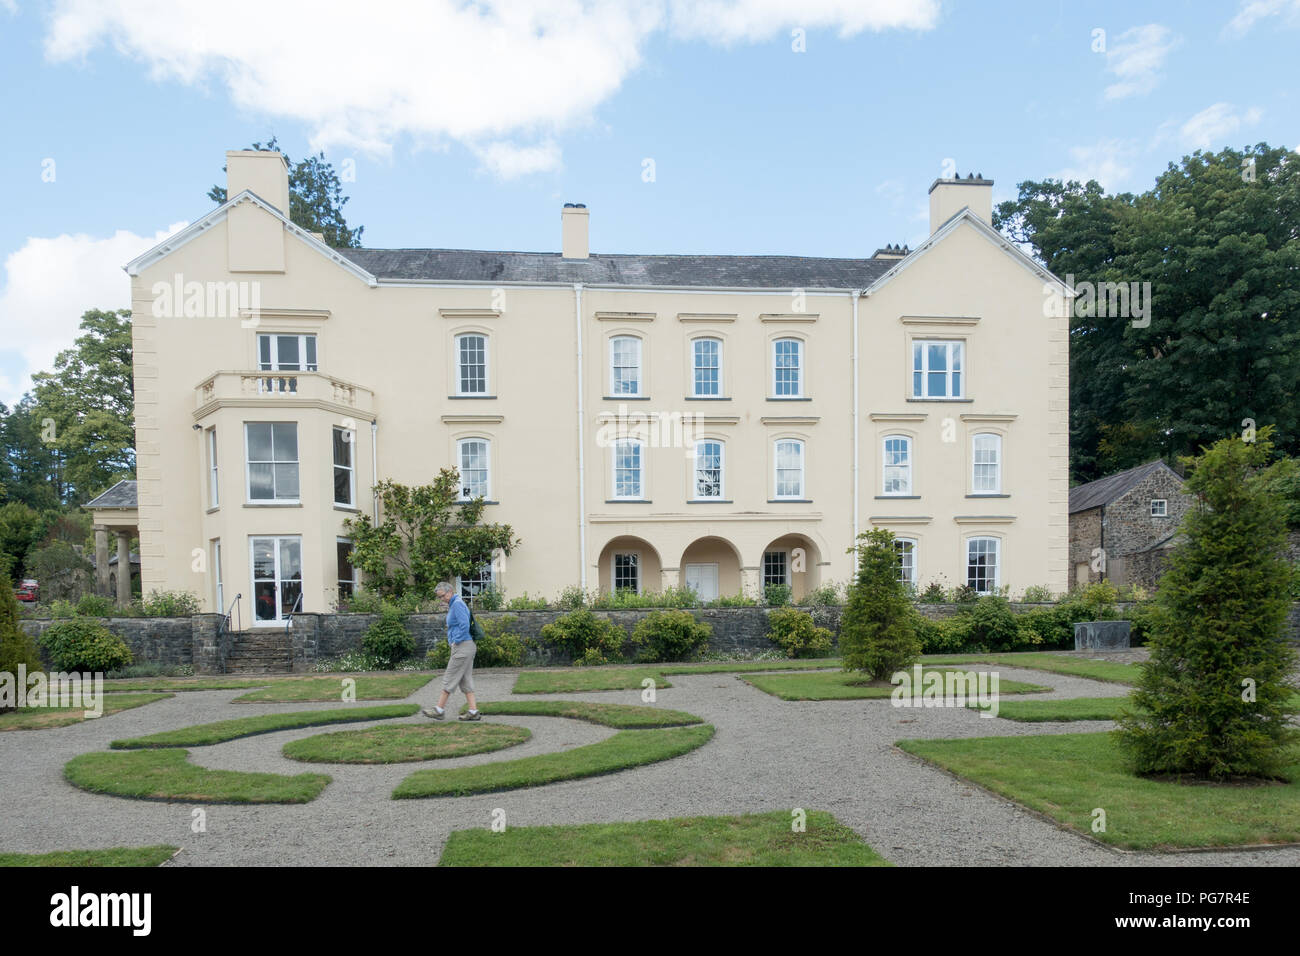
[13, 579, 38, 603]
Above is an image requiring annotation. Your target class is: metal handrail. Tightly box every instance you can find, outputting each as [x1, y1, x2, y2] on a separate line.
[285, 591, 304, 634]
[220, 594, 242, 637]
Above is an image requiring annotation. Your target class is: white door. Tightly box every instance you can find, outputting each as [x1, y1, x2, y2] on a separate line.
[684, 563, 719, 601]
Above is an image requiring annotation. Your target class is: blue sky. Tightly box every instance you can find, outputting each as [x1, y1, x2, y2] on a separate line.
[0, 0, 1296, 404]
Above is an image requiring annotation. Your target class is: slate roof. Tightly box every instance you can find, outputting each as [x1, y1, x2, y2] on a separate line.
[333, 248, 899, 289]
[1068, 461, 1179, 514]
[84, 480, 138, 510]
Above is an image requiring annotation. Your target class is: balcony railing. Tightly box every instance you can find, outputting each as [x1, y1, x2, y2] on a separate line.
[196, 370, 374, 413]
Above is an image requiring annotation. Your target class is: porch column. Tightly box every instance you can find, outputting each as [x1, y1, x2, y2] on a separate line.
[115, 531, 132, 606]
[94, 525, 111, 597]
[740, 566, 761, 600]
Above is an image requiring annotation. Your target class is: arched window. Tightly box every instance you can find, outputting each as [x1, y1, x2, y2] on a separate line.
[972, 433, 1001, 493]
[882, 435, 912, 495]
[455, 333, 489, 395]
[456, 438, 491, 500]
[610, 336, 642, 396]
[772, 338, 802, 397]
[773, 439, 805, 499]
[692, 337, 722, 397]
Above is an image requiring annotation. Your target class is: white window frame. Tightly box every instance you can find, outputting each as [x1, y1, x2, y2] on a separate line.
[612, 551, 640, 593]
[456, 438, 492, 501]
[895, 537, 918, 588]
[257, 333, 318, 372]
[244, 422, 300, 503]
[610, 335, 643, 396]
[691, 337, 722, 397]
[336, 537, 357, 601]
[966, 536, 1000, 595]
[1151, 498, 1168, 517]
[971, 433, 1002, 494]
[333, 426, 355, 508]
[457, 561, 495, 603]
[612, 438, 645, 500]
[882, 435, 912, 496]
[250, 534, 304, 625]
[772, 338, 803, 397]
[773, 439, 805, 499]
[455, 332, 489, 395]
[212, 538, 224, 612]
[693, 439, 725, 500]
[912, 339, 964, 399]
[206, 426, 219, 509]
[762, 550, 789, 588]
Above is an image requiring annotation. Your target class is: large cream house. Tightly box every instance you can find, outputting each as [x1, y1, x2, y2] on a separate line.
[105, 150, 1069, 625]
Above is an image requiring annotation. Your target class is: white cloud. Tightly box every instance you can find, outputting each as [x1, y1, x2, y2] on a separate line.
[42, 0, 940, 174]
[1056, 141, 1133, 191]
[1225, 0, 1300, 35]
[1180, 102, 1263, 149]
[1103, 24, 1178, 100]
[0, 224, 183, 405]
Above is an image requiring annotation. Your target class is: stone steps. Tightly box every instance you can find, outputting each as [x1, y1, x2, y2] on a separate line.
[225, 631, 293, 674]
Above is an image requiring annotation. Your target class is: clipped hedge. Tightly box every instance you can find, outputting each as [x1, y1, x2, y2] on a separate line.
[630, 610, 711, 663]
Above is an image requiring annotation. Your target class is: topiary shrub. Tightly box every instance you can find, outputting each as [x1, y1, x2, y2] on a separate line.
[766, 607, 834, 658]
[839, 529, 921, 679]
[362, 604, 415, 668]
[540, 608, 624, 665]
[1, 581, 44, 711]
[74, 594, 116, 618]
[1115, 430, 1300, 779]
[630, 609, 711, 662]
[38, 619, 132, 673]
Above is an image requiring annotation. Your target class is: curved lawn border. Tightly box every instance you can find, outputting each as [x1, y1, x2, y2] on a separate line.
[64, 749, 331, 804]
[472, 700, 703, 729]
[110, 703, 419, 749]
[283, 722, 531, 764]
[393, 724, 714, 798]
[0, 693, 174, 732]
[232, 675, 433, 703]
[0, 845, 180, 867]
[511, 659, 839, 695]
[741, 668, 1050, 701]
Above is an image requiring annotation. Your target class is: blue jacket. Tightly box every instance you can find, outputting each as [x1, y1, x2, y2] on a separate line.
[446, 594, 471, 644]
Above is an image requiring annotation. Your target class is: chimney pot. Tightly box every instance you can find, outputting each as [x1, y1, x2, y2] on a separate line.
[561, 203, 589, 259]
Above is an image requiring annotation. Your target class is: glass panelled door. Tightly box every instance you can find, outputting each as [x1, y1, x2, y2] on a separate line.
[251, 535, 303, 624]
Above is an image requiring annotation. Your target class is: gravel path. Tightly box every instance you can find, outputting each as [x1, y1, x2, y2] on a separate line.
[2, 660, 1297, 867]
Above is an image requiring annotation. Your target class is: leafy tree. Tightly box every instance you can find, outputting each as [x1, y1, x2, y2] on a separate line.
[31, 308, 135, 503]
[1114, 428, 1299, 779]
[995, 144, 1300, 482]
[0, 398, 63, 509]
[0, 503, 43, 580]
[208, 137, 364, 247]
[342, 469, 518, 600]
[839, 529, 920, 680]
[1, 576, 45, 710]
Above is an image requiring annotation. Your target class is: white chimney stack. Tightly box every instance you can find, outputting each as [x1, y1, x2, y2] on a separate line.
[928, 173, 993, 234]
[226, 149, 291, 214]
[562, 203, 589, 259]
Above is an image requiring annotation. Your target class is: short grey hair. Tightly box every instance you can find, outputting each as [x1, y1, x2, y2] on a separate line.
[434, 582, 454, 597]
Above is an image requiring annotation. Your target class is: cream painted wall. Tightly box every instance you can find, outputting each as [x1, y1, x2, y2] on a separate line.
[130, 175, 1067, 622]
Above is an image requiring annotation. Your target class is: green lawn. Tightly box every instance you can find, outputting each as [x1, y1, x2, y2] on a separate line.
[923, 652, 1142, 685]
[393, 724, 714, 798]
[971, 696, 1131, 722]
[510, 659, 839, 694]
[110, 703, 419, 748]
[473, 700, 704, 728]
[0, 845, 179, 867]
[0, 693, 173, 732]
[898, 732, 1300, 850]
[103, 677, 273, 692]
[439, 810, 891, 866]
[283, 722, 531, 763]
[742, 668, 1048, 701]
[64, 749, 331, 803]
[232, 674, 433, 702]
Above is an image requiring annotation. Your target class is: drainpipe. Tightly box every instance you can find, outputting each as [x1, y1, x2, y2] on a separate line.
[574, 283, 588, 591]
[370, 419, 379, 524]
[850, 289, 861, 545]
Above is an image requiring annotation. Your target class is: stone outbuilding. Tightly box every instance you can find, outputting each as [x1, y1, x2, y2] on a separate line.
[1068, 460, 1192, 590]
